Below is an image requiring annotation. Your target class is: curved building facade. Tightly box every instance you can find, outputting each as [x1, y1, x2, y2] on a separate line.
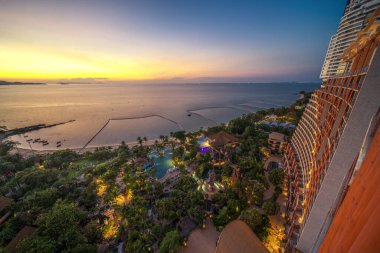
[320, 0, 380, 79]
[284, 9, 380, 252]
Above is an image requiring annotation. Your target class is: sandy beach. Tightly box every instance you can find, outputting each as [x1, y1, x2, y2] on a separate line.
[10, 138, 161, 158]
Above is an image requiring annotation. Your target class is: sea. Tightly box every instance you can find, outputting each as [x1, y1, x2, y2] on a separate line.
[0, 82, 319, 150]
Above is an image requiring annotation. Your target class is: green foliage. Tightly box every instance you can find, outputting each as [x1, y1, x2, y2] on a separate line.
[268, 168, 285, 186]
[3, 166, 59, 196]
[20, 187, 61, 212]
[252, 182, 266, 206]
[0, 216, 26, 246]
[0, 95, 307, 251]
[159, 230, 181, 253]
[64, 244, 98, 253]
[155, 177, 205, 224]
[227, 115, 253, 135]
[172, 146, 185, 160]
[84, 146, 114, 161]
[212, 189, 244, 228]
[271, 185, 283, 201]
[83, 221, 101, 244]
[240, 208, 270, 240]
[195, 153, 212, 178]
[172, 131, 186, 142]
[35, 200, 85, 252]
[262, 201, 278, 215]
[79, 183, 97, 209]
[207, 125, 226, 134]
[221, 164, 233, 177]
[0, 140, 16, 156]
[43, 149, 79, 169]
[16, 236, 56, 253]
[0, 142, 37, 192]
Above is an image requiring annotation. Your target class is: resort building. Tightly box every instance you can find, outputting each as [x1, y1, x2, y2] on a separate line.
[318, 108, 380, 253]
[283, 9, 380, 252]
[207, 131, 239, 149]
[320, 0, 380, 79]
[268, 132, 286, 153]
[206, 131, 239, 167]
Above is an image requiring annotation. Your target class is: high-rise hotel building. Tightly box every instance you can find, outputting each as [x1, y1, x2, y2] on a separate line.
[283, 8, 380, 252]
[320, 0, 380, 79]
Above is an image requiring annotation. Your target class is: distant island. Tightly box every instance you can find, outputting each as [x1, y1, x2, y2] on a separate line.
[0, 80, 46, 85]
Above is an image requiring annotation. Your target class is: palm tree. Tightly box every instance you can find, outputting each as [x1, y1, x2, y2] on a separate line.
[137, 136, 143, 146]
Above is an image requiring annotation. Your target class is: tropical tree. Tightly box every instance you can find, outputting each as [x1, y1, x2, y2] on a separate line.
[36, 200, 85, 251]
[268, 168, 285, 186]
[137, 136, 143, 146]
[252, 182, 266, 206]
[159, 230, 181, 253]
[240, 208, 270, 240]
[83, 221, 102, 244]
[262, 201, 278, 215]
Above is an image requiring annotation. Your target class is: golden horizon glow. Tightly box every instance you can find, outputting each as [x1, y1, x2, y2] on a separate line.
[0, 44, 227, 80]
[0, 1, 331, 82]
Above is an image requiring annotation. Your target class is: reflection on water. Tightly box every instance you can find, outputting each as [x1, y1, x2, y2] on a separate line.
[147, 149, 174, 179]
[1, 82, 320, 149]
[89, 116, 179, 147]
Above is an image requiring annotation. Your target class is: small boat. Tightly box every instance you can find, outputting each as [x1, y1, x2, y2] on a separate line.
[42, 143, 48, 146]
[26, 139, 33, 142]
[57, 141, 62, 144]
[57, 144, 62, 147]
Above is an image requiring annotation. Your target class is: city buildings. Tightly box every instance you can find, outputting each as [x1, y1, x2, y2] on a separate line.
[320, 0, 380, 79]
[283, 8, 380, 252]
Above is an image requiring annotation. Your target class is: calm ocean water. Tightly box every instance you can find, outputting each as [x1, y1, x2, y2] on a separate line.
[0, 82, 319, 150]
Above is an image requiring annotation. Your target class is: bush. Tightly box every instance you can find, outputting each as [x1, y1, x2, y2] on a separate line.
[262, 201, 278, 215]
[240, 208, 270, 240]
[268, 168, 285, 186]
[159, 230, 181, 253]
[252, 183, 265, 206]
[43, 150, 79, 169]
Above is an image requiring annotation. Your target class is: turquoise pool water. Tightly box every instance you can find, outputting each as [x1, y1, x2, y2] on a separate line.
[147, 149, 174, 179]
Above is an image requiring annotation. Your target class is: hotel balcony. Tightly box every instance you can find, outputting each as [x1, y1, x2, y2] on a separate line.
[295, 207, 303, 217]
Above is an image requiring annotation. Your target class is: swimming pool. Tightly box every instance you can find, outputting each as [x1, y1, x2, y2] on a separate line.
[147, 148, 174, 179]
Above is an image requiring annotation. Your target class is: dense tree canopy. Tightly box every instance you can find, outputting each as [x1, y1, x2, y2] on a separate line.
[240, 208, 270, 240]
[159, 230, 181, 253]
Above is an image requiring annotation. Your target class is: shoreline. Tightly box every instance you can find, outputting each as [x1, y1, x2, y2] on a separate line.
[10, 138, 162, 157]
[5, 90, 308, 157]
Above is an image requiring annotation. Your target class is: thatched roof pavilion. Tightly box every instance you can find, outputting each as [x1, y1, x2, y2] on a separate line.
[206, 131, 239, 148]
[216, 220, 269, 253]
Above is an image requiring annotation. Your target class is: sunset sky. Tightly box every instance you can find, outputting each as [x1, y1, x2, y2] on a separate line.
[0, 0, 346, 82]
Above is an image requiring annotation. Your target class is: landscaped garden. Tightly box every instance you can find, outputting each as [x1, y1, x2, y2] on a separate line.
[0, 92, 311, 253]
